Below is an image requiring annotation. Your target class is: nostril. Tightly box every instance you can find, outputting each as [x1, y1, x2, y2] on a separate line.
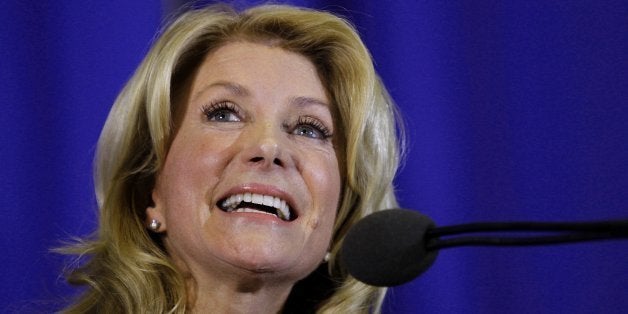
[250, 157, 264, 163]
[273, 158, 282, 166]
[248, 155, 285, 167]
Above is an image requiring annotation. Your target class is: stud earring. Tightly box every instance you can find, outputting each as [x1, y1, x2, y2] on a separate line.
[323, 252, 331, 263]
[149, 219, 161, 231]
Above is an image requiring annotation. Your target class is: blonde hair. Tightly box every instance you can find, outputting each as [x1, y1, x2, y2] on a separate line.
[60, 4, 402, 313]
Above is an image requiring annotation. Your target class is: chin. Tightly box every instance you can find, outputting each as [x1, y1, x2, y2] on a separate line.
[220, 245, 318, 280]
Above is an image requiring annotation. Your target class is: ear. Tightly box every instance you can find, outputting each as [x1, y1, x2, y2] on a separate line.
[145, 188, 167, 233]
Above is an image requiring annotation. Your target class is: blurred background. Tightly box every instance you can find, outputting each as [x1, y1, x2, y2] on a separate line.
[2, 0, 627, 313]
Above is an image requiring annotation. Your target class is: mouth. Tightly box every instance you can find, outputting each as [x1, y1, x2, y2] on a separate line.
[218, 193, 297, 222]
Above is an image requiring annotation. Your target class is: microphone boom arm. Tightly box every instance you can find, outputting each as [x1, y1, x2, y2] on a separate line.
[426, 220, 628, 250]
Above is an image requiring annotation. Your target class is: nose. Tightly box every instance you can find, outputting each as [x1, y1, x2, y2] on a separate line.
[239, 121, 292, 170]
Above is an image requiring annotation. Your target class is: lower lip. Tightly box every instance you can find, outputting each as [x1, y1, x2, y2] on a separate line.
[218, 208, 291, 224]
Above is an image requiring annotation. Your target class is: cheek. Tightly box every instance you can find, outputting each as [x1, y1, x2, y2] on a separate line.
[157, 135, 235, 254]
[158, 135, 231, 220]
[305, 152, 342, 230]
[320, 153, 342, 206]
[166, 130, 234, 182]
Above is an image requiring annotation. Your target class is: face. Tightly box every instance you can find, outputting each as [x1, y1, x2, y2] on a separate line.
[147, 41, 341, 284]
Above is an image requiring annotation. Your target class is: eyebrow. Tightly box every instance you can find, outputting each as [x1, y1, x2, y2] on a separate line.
[193, 81, 250, 102]
[290, 96, 330, 109]
[194, 81, 330, 109]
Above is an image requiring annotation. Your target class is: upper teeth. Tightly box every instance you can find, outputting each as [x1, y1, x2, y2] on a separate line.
[221, 193, 291, 221]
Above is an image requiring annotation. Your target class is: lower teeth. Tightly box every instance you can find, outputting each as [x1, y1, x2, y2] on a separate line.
[235, 208, 276, 217]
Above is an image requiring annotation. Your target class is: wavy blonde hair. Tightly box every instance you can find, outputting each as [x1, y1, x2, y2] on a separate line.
[60, 4, 402, 313]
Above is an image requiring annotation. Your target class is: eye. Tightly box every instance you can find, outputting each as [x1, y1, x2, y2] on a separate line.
[202, 101, 241, 122]
[291, 116, 333, 140]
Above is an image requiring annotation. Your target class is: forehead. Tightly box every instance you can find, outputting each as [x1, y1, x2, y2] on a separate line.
[189, 41, 330, 105]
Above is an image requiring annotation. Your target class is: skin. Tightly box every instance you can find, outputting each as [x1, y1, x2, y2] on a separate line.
[146, 41, 341, 313]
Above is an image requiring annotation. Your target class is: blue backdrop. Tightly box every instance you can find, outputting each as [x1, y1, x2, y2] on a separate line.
[2, 1, 627, 313]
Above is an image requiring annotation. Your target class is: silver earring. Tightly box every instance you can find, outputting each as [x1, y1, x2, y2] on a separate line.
[323, 252, 331, 262]
[149, 219, 161, 231]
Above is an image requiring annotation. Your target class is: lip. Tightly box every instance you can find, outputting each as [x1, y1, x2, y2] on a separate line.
[216, 183, 300, 220]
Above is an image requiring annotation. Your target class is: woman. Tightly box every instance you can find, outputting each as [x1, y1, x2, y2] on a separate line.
[61, 4, 402, 313]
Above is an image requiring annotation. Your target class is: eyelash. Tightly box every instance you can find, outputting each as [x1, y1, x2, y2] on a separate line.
[201, 101, 240, 122]
[201, 101, 333, 140]
[291, 116, 333, 140]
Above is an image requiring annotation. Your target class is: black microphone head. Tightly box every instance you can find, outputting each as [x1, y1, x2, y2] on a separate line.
[340, 208, 438, 286]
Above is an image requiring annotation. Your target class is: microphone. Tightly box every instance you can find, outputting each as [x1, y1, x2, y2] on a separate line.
[339, 208, 628, 287]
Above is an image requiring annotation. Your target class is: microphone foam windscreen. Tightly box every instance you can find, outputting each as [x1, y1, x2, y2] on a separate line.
[340, 208, 438, 286]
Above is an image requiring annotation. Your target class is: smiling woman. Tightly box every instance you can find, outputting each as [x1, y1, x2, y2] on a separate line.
[59, 4, 402, 313]
[148, 41, 342, 311]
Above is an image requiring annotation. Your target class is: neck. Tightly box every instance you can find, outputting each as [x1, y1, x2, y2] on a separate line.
[186, 270, 294, 314]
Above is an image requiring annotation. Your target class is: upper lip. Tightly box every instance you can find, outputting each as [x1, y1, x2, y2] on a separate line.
[216, 184, 299, 220]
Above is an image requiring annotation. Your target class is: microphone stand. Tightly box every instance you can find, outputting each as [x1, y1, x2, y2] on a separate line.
[426, 220, 628, 250]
